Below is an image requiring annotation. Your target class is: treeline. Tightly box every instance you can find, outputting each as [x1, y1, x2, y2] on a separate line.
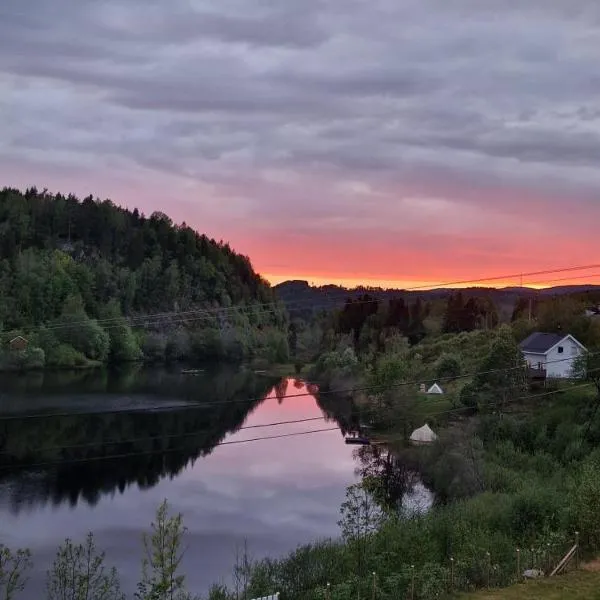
[0, 188, 289, 369]
[442, 292, 499, 333]
[328, 294, 427, 350]
[319, 290, 600, 353]
[511, 292, 600, 348]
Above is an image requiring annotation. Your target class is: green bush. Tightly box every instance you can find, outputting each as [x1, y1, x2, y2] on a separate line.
[0, 346, 45, 371]
[435, 353, 462, 380]
[100, 300, 142, 363]
[53, 300, 110, 361]
[573, 458, 600, 551]
[459, 382, 478, 408]
[141, 332, 167, 362]
[46, 344, 88, 368]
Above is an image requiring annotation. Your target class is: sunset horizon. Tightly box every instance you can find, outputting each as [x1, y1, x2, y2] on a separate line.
[3, 1, 600, 299]
[262, 272, 600, 292]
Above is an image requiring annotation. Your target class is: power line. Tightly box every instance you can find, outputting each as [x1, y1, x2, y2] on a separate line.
[4, 379, 597, 458]
[376, 381, 597, 435]
[0, 427, 342, 471]
[1, 351, 594, 422]
[402, 263, 600, 291]
[524, 272, 600, 287]
[0, 415, 338, 454]
[2, 381, 596, 471]
[13, 262, 600, 335]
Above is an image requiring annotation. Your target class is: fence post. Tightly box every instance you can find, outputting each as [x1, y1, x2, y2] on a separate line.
[410, 565, 415, 600]
[530, 547, 535, 570]
[516, 548, 520, 582]
[486, 552, 491, 589]
[326, 582, 331, 600]
[546, 543, 550, 575]
[450, 557, 454, 591]
[372, 572, 376, 600]
[575, 531, 580, 570]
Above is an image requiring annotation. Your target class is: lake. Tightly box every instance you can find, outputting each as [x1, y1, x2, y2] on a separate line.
[0, 366, 362, 596]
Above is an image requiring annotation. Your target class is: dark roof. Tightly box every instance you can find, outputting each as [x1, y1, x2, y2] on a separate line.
[519, 332, 565, 354]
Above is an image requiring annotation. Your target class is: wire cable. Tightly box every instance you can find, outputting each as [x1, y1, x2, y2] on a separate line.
[0, 415, 338, 454]
[0, 378, 600, 462]
[1, 351, 595, 422]
[0, 427, 342, 470]
[14, 262, 600, 334]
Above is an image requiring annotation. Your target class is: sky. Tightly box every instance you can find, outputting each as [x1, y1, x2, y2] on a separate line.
[2, 0, 600, 289]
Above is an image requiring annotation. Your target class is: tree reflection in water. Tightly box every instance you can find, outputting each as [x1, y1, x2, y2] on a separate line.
[353, 444, 432, 514]
[0, 367, 357, 515]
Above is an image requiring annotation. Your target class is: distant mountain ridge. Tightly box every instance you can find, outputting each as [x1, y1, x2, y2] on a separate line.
[274, 279, 600, 318]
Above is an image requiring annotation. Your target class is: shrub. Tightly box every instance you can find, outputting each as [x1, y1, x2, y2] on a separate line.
[46, 344, 88, 368]
[46, 534, 123, 600]
[0, 346, 45, 371]
[573, 458, 600, 551]
[459, 383, 478, 409]
[165, 329, 190, 362]
[141, 332, 168, 362]
[0, 544, 32, 600]
[435, 353, 462, 381]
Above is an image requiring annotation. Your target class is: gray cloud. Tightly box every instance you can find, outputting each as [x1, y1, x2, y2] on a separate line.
[2, 0, 600, 236]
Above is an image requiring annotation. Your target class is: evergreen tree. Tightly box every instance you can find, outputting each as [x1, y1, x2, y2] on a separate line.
[0, 187, 287, 369]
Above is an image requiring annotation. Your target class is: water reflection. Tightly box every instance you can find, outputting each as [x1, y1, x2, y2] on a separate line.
[0, 368, 361, 513]
[0, 366, 279, 512]
[0, 367, 430, 596]
[354, 444, 434, 515]
[0, 367, 360, 595]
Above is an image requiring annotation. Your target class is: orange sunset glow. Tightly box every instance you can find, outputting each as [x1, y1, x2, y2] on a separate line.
[3, 0, 600, 292]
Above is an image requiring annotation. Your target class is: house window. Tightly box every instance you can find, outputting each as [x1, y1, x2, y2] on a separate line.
[558, 346, 564, 354]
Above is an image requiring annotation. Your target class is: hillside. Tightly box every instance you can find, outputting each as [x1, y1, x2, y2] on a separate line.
[275, 279, 600, 320]
[0, 187, 288, 369]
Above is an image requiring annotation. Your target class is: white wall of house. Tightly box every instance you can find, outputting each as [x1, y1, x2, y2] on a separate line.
[523, 352, 545, 369]
[545, 337, 584, 378]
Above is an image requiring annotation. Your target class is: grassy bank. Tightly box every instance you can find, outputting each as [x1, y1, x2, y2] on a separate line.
[459, 565, 600, 599]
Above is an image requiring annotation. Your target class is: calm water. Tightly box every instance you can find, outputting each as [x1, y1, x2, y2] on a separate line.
[0, 366, 360, 596]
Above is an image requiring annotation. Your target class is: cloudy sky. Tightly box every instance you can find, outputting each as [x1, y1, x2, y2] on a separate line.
[2, 0, 600, 287]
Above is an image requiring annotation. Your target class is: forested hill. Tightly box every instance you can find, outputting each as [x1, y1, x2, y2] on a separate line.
[275, 279, 600, 320]
[0, 187, 288, 369]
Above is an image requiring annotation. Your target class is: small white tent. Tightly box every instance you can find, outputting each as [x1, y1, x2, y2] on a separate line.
[427, 383, 444, 395]
[409, 424, 437, 445]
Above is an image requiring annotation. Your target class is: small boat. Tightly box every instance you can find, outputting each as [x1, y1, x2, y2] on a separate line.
[181, 369, 203, 375]
[344, 432, 371, 445]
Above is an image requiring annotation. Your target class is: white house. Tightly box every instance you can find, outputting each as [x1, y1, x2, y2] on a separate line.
[519, 332, 586, 379]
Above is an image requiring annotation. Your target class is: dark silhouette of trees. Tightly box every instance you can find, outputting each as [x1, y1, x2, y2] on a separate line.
[337, 294, 380, 344]
[443, 293, 498, 333]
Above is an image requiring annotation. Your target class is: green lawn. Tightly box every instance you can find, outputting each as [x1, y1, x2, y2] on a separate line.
[459, 569, 600, 600]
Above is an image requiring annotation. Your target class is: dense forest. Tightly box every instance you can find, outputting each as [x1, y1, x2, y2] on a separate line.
[0, 187, 288, 370]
